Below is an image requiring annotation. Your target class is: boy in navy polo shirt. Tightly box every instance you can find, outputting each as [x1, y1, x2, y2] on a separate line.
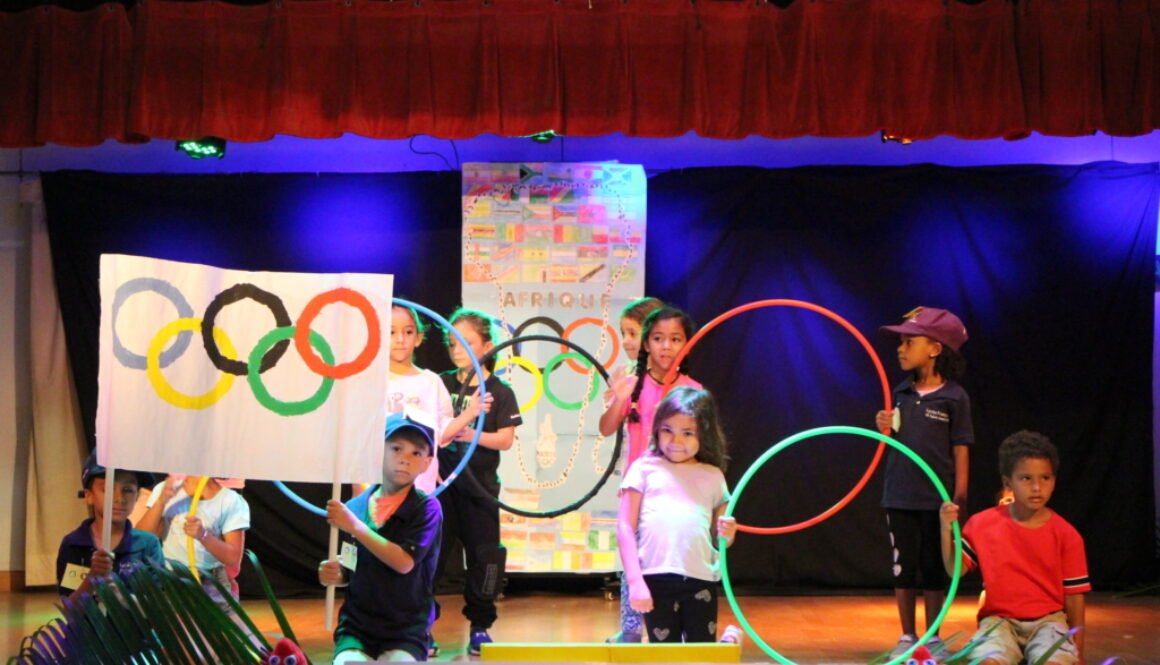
[56, 453, 163, 600]
[875, 306, 973, 657]
[320, 412, 443, 662]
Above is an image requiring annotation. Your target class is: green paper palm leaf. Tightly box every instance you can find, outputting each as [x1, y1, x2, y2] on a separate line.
[7, 552, 300, 665]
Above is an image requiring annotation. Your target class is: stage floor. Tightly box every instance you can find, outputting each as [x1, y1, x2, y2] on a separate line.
[4, 589, 1159, 663]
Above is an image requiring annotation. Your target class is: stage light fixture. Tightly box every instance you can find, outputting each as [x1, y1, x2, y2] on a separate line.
[176, 137, 227, 159]
[523, 130, 559, 144]
[880, 131, 913, 145]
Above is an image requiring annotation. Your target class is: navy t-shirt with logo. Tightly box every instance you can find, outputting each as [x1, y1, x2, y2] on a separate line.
[336, 485, 443, 655]
[439, 372, 523, 495]
[56, 518, 164, 596]
[882, 379, 973, 511]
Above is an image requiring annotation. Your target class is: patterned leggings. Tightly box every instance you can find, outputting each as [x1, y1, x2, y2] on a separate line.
[641, 574, 718, 643]
[619, 572, 644, 637]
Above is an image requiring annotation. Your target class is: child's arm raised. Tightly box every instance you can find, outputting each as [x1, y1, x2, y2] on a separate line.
[441, 389, 494, 446]
[326, 499, 416, 574]
[136, 476, 179, 536]
[184, 516, 245, 570]
[617, 489, 653, 614]
[1065, 593, 1086, 665]
[599, 367, 636, 436]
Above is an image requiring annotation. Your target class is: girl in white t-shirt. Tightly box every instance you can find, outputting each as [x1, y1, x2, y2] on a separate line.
[617, 386, 737, 643]
[386, 303, 455, 494]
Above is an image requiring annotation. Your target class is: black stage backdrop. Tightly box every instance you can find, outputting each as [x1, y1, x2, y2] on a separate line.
[43, 163, 1158, 597]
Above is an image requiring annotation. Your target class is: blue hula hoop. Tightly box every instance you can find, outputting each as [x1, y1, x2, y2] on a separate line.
[273, 297, 488, 516]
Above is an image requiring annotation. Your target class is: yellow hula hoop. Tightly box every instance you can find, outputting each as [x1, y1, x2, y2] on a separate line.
[187, 476, 210, 583]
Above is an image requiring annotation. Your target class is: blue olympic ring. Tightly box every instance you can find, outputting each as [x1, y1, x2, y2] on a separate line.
[112, 277, 195, 370]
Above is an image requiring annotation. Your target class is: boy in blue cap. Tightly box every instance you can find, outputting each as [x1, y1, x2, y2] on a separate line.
[319, 410, 444, 662]
[56, 453, 163, 600]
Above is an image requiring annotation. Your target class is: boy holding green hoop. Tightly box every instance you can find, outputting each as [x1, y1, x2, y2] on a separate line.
[940, 431, 1090, 665]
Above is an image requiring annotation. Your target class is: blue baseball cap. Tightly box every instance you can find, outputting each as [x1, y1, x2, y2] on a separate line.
[79, 451, 155, 494]
[384, 411, 436, 453]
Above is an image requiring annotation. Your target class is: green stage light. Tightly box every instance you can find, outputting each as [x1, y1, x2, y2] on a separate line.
[176, 137, 226, 159]
[522, 130, 558, 144]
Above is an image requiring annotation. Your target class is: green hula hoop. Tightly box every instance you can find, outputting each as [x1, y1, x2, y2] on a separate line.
[719, 425, 963, 665]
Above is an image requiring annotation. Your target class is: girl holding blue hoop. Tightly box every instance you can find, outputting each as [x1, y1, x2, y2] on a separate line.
[386, 302, 456, 495]
[618, 386, 737, 644]
[437, 307, 522, 655]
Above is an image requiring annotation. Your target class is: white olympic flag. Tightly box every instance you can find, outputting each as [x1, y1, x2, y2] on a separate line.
[96, 254, 392, 483]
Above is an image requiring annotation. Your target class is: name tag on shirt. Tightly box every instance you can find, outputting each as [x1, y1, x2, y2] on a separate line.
[339, 542, 358, 571]
[61, 563, 90, 591]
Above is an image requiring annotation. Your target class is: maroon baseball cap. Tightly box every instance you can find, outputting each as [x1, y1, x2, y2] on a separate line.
[880, 306, 968, 352]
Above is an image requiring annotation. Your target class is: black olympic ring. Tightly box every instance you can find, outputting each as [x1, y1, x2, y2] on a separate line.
[509, 315, 565, 358]
[448, 334, 624, 519]
[201, 283, 293, 376]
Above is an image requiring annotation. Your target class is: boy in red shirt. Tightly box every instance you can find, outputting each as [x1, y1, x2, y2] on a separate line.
[940, 431, 1090, 665]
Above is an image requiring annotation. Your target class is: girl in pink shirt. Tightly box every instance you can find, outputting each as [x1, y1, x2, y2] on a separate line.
[600, 306, 702, 465]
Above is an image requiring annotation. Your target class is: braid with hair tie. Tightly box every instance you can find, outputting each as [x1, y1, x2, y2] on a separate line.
[626, 343, 650, 423]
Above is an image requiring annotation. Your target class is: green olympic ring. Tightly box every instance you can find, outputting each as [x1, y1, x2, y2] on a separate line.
[719, 425, 962, 665]
[116, 278, 380, 415]
[542, 352, 602, 410]
[247, 326, 336, 417]
[494, 350, 602, 412]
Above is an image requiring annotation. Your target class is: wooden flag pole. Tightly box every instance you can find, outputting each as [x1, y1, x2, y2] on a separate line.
[325, 434, 346, 631]
[100, 464, 116, 560]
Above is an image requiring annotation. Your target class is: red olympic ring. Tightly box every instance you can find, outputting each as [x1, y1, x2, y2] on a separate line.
[294, 288, 382, 380]
[661, 299, 891, 536]
[559, 317, 620, 373]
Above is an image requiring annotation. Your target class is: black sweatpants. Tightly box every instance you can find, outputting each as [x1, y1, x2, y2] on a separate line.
[434, 481, 504, 629]
[641, 573, 719, 643]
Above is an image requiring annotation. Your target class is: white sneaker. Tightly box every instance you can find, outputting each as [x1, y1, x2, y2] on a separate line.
[889, 634, 917, 658]
[720, 625, 744, 646]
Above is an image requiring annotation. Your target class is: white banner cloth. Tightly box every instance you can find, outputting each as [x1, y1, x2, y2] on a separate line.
[96, 254, 391, 483]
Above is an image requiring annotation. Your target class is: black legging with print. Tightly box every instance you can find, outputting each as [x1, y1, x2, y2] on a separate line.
[641, 573, 719, 643]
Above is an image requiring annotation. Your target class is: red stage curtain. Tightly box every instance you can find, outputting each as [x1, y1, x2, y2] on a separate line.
[2, 0, 1157, 147]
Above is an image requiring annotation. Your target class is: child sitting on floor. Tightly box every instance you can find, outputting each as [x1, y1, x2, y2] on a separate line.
[319, 412, 443, 662]
[940, 431, 1089, 665]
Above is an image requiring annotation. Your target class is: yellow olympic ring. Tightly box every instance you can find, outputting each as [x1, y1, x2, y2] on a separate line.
[147, 318, 237, 409]
[493, 355, 544, 412]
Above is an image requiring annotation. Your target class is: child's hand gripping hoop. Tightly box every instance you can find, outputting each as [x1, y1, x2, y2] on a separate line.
[719, 426, 963, 665]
